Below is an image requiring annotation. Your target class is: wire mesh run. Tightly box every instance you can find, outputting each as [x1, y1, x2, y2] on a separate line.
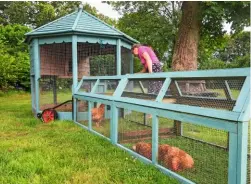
[158, 118, 228, 184]
[76, 100, 89, 127]
[94, 80, 120, 96]
[39, 43, 73, 112]
[91, 103, 111, 139]
[121, 46, 131, 75]
[121, 79, 165, 100]
[182, 123, 228, 149]
[78, 43, 116, 76]
[118, 108, 152, 160]
[39, 76, 72, 111]
[40, 43, 73, 77]
[78, 80, 97, 93]
[163, 77, 246, 111]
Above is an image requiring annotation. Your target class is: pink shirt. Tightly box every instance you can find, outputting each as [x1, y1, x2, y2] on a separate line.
[138, 46, 160, 68]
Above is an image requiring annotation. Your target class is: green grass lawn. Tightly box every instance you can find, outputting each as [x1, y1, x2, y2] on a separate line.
[0, 92, 178, 184]
[79, 110, 250, 184]
[40, 90, 72, 105]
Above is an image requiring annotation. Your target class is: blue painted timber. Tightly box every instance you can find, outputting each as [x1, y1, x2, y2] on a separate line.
[73, 68, 250, 184]
[74, 92, 241, 122]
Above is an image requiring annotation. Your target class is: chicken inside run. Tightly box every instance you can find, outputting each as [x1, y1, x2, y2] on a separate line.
[73, 75, 250, 184]
[36, 59, 250, 184]
[25, 7, 250, 183]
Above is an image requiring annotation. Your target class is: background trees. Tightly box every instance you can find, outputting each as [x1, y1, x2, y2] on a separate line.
[0, 1, 249, 89]
[0, 2, 115, 89]
[109, 1, 250, 72]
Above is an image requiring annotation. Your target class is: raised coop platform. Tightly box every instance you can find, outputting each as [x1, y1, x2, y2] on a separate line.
[73, 68, 250, 184]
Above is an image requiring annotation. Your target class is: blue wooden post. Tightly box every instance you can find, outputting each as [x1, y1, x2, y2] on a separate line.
[228, 131, 238, 184]
[72, 35, 78, 121]
[152, 115, 158, 164]
[72, 35, 78, 92]
[33, 38, 40, 114]
[113, 78, 128, 97]
[236, 121, 249, 184]
[116, 39, 121, 75]
[111, 104, 118, 144]
[91, 79, 100, 93]
[88, 101, 92, 130]
[156, 78, 171, 102]
[73, 98, 78, 122]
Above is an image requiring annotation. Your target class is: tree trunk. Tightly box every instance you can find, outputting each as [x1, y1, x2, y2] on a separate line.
[172, 1, 200, 71]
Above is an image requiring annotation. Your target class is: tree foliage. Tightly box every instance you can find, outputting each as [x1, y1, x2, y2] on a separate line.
[0, 1, 116, 89]
[0, 1, 249, 90]
[0, 1, 116, 28]
[109, 1, 182, 68]
[0, 24, 31, 89]
[199, 32, 250, 69]
[109, 1, 250, 70]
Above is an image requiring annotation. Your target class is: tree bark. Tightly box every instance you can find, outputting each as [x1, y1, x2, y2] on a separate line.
[172, 1, 200, 71]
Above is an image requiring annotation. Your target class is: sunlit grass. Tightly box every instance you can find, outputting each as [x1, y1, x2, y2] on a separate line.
[0, 92, 178, 184]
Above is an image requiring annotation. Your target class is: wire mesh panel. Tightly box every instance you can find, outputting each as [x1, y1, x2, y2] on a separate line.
[78, 80, 97, 92]
[158, 118, 229, 184]
[40, 43, 73, 77]
[94, 79, 119, 95]
[182, 123, 228, 149]
[76, 100, 89, 127]
[121, 47, 132, 75]
[163, 77, 246, 110]
[39, 43, 73, 112]
[118, 108, 152, 160]
[91, 103, 111, 139]
[121, 79, 165, 100]
[39, 76, 72, 111]
[78, 43, 116, 76]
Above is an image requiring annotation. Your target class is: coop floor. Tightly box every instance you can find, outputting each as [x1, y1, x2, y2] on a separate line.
[78, 114, 250, 184]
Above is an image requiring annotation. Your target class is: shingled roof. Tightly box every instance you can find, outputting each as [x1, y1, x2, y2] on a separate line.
[25, 8, 138, 44]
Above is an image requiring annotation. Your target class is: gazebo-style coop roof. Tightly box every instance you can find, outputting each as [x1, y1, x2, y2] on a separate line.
[25, 8, 138, 44]
[26, 7, 138, 117]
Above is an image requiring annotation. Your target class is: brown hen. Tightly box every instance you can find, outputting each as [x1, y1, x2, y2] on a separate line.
[160, 145, 194, 171]
[132, 142, 194, 171]
[91, 104, 105, 127]
[132, 142, 152, 160]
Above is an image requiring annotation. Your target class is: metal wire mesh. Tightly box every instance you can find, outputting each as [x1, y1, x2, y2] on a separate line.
[40, 43, 73, 77]
[78, 80, 97, 92]
[163, 77, 246, 111]
[122, 79, 165, 100]
[39, 43, 73, 112]
[76, 100, 89, 127]
[182, 123, 228, 149]
[91, 103, 111, 138]
[39, 76, 72, 111]
[94, 79, 119, 95]
[121, 47, 131, 75]
[158, 118, 229, 184]
[118, 108, 152, 160]
[78, 43, 116, 76]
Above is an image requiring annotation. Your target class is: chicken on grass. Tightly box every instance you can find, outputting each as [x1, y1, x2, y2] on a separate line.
[132, 142, 194, 172]
[91, 104, 105, 127]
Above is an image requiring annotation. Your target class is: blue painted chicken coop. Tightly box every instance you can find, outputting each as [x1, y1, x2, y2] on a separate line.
[25, 7, 138, 120]
[26, 7, 250, 184]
